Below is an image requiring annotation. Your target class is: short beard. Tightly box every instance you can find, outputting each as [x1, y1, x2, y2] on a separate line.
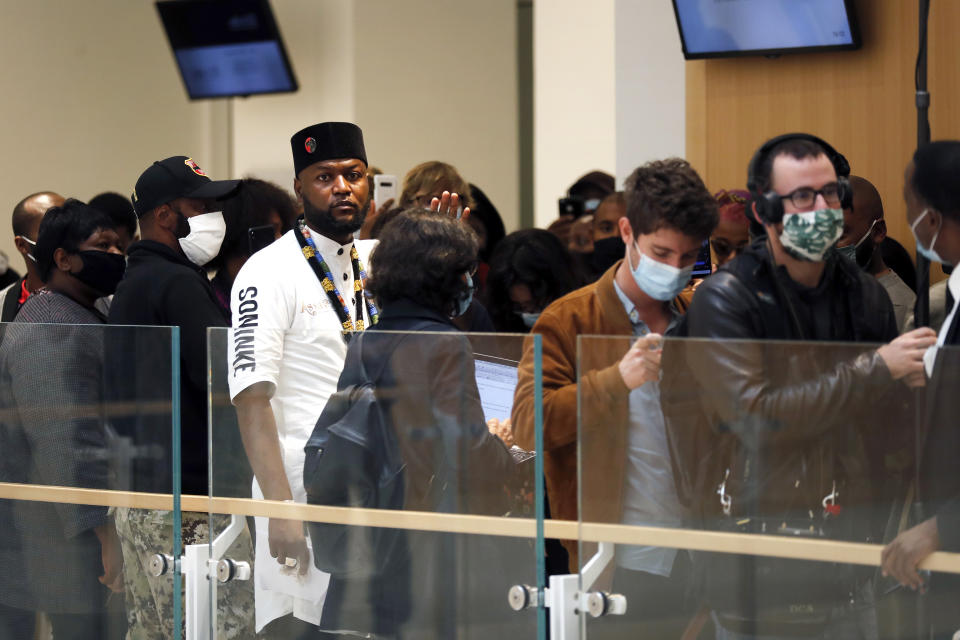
[302, 197, 370, 240]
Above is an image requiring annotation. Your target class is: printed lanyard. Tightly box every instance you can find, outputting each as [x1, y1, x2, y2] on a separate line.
[294, 217, 379, 332]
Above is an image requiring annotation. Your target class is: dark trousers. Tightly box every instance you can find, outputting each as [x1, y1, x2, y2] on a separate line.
[0, 602, 33, 640]
[261, 614, 339, 639]
[0, 605, 121, 640]
[588, 551, 696, 640]
[47, 610, 117, 640]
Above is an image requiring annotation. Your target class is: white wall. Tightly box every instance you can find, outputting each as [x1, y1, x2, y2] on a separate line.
[614, 0, 686, 185]
[0, 0, 519, 274]
[1, 0, 683, 259]
[532, 0, 687, 227]
[532, 0, 617, 228]
[230, 0, 357, 192]
[232, 0, 520, 230]
[0, 0, 227, 274]
[354, 0, 519, 231]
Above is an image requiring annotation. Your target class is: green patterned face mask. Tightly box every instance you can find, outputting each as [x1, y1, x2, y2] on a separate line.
[780, 208, 843, 262]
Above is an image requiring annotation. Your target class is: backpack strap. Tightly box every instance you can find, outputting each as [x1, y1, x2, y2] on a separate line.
[353, 318, 445, 385]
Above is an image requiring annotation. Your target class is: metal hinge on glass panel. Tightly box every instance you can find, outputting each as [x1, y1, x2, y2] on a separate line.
[510, 542, 626, 639]
[147, 515, 249, 640]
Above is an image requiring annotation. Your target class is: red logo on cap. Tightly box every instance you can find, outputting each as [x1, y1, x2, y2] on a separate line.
[184, 158, 207, 177]
[305, 137, 317, 154]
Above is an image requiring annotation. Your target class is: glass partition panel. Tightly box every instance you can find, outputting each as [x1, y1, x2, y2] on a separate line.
[576, 335, 960, 639]
[914, 344, 960, 639]
[208, 327, 544, 639]
[0, 322, 180, 639]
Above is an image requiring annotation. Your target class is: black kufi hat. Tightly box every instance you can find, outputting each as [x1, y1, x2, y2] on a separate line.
[291, 122, 367, 175]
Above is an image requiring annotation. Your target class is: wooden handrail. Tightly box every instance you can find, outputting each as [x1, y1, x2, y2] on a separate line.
[1, 482, 958, 574]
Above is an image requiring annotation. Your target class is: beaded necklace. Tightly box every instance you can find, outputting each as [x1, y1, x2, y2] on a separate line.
[294, 216, 379, 334]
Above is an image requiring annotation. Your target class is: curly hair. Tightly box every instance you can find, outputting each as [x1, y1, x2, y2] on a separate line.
[215, 178, 298, 265]
[367, 209, 478, 317]
[483, 229, 582, 332]
[624, 158, 718, 241]
[398, 161, 475, 211]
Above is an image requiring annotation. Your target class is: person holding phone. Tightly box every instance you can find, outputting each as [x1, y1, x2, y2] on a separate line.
[207, 178, 298, 321]
[511, 158, 719, 639]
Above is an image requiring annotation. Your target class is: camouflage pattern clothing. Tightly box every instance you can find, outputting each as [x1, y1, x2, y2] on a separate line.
[114, 508, 256, 639]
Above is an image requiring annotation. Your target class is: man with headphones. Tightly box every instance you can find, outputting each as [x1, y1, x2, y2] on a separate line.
[680, 133, 937, 637]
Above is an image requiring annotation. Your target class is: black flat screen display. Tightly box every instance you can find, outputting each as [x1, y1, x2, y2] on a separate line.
[672, 0, 861, 60]
[156, 0, 298, 99]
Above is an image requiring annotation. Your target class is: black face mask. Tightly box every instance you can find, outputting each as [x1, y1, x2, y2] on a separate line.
[70, 250, 126, 296]
[588, 236, 626, 274]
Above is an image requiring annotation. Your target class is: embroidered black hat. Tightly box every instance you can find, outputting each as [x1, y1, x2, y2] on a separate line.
[291, 122, 367, 176]
[131, 156, 240, 217]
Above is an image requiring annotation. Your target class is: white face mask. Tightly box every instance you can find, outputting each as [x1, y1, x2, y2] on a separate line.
[20, 236, 37, 263]
[779, 208, 843, 262]
[179, 211, 226, 266]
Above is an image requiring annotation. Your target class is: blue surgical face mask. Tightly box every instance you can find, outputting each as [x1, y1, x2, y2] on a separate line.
[454, 272, 474, 317]
[911, 208, 949, 265]
[628, 241, 693, 301]
[516, 311, 540, 328]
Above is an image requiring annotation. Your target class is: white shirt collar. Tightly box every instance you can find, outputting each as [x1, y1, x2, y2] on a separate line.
[948, 266, 960, 304]
[924, 266, 960, 376]
[306, 225, 354, 260]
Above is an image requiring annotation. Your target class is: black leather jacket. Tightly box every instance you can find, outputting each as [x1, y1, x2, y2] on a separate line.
[667, 239, 906, 531]
[687, 238, 897, 343]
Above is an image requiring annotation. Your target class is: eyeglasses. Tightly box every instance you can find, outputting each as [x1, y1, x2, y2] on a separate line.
[779, 183, 843, 210]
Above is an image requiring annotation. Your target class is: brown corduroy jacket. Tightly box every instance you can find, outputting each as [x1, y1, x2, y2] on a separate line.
[512, 261, 689, 567]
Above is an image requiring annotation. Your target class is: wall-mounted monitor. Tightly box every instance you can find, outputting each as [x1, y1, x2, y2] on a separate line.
[672, 0, 862, 60]
[156, 0, 298, 99]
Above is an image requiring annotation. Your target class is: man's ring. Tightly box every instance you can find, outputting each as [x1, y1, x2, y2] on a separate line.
[284, 557, 299, 569]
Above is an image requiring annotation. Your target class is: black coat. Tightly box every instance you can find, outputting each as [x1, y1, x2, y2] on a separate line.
[674, 240, 906, 543]
[107, 240, 228, 495]
[318, 298, 519, 638]
[920, 307, 960, 547]
[665, 240, 915, 624]
[918, 305, 960, 632]
[0, 291, 110, 613]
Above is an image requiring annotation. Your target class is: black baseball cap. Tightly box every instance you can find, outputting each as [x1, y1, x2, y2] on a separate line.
[131, 156, 240, 217]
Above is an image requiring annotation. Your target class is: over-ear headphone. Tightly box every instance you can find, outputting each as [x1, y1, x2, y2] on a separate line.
[746, 133, 852, 225]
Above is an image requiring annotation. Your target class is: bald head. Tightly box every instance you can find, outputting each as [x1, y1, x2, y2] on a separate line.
[848, 176, 884, 223]
[12, 191, 65, 240]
